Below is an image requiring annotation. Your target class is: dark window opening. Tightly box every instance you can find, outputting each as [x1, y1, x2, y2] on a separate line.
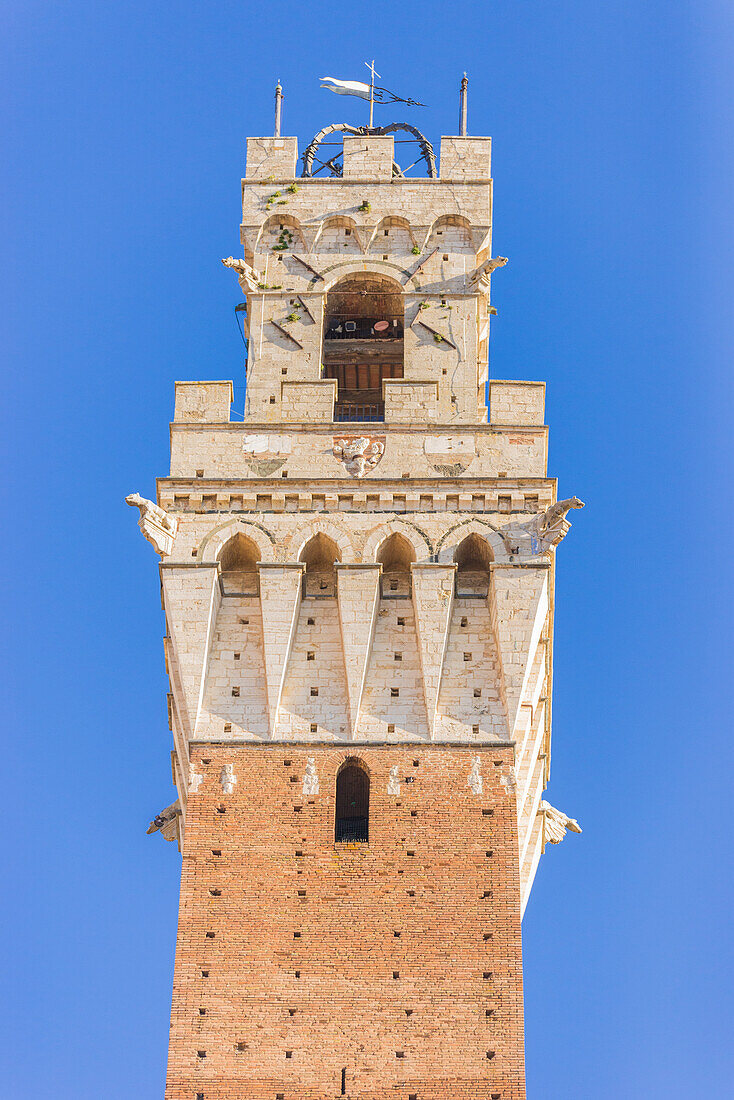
[335, 760, 370, 843]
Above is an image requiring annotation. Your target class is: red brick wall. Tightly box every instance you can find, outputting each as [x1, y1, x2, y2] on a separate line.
[165, 745, 526, 1100]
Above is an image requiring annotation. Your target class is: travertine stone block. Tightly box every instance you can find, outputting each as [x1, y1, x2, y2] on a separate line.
[343, 135, 394, 179]
[160, 564, 220, 746]
[173, 381, 232, 423]
[411, 563, 456, 738]
[384, 380, 439, 422]
[335, 563, 381, 737]
[489, 380, 546, 426]
[280, 380, 336, 422]
[245, 136, 298, 179]
[440, 135, 492, 179]
[489, 565, 549, 738]
[257, 563, 304, 735]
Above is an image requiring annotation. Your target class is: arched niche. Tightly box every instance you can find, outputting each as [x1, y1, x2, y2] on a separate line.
[369, 216, 415, 255]
[316, 215, 362, 255]
[299, 533, 341, 598]
[258, 213, 307, 254]
[322, 272, 404, 423]
[377, 532, 415, 599]
[454, 532, 493, 597]
[219, 533, 261, 596]
[426, 214, 474, 254]
[335, 758, 370, 843]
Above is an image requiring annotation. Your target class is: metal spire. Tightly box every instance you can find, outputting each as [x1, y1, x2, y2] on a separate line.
[274, 79, 283, 137]
[459, 72, 468, 136]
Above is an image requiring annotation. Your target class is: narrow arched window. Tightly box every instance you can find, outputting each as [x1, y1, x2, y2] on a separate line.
[335, 761, 370, 843]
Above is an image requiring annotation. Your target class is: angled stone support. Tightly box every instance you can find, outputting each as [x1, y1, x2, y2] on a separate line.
[411, 563, 456, 739]
[160, 564, 221, 745]
[336, 563, 382, 738]
[489, 564, 549, 739]
[258, 563, 304, 737]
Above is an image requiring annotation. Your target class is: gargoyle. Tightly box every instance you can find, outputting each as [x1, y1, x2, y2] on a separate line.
[539, 800, 582, 845]
[146, 799, 181, 842]
[536, 496, 585, 547]
[221, 256, 262, 293]
[469, 255, 508, 292]
[126, 492, 179, 556]
[503, 496, 585, 555]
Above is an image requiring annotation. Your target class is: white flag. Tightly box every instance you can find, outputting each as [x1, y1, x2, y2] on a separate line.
[320, 77, 371, 100]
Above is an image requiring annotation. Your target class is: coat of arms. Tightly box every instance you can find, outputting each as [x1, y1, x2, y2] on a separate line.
[333, 436, 385, 477]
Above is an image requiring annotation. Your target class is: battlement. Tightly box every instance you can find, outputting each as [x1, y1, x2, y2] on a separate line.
[245, 134, 491, 181]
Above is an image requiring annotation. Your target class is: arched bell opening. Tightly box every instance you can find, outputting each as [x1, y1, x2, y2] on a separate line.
[377, 532, 415, 599]
[323, 273, 404, 423]
[299, 534, 341, 598]
[454, 533, 493, 597]
[218, 534, 261, 596]
[334, 759, 370, 843]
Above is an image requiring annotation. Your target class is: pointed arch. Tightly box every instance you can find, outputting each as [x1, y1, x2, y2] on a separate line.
[285, 519, 356, 564]
[299, 532, 341, 597]
[314, 215, 364, 254]
[257, 213, 307, 254]
[198, 519, 275, 565]
[435, 519, 510, 565]
[362, 519, 432, 564]
[425, 213, 474, 254]
[368, 215, 416, 253]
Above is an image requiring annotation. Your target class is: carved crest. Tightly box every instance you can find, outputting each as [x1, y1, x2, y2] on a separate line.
[333, 435, 385, 478]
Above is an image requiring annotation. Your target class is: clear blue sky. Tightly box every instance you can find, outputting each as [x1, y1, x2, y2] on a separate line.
[2, 2, 732, 1097]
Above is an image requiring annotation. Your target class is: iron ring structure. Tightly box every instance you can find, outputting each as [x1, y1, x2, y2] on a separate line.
[301, 122, 437, 179]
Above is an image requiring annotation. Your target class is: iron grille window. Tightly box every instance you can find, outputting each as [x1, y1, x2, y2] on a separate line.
[335, 762, 369, 843]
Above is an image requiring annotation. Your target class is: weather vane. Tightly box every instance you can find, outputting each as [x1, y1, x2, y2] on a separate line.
[320, 61, 426, 129]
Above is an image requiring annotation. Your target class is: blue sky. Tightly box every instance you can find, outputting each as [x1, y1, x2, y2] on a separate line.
[2, 2, 732, 1097]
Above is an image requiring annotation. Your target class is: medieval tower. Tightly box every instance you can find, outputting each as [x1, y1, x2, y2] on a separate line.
[133, 92, 582, 1100]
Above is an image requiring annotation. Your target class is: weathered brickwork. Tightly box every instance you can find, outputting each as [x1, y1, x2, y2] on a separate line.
[130, 118, 583, 1100]
[165, 745, 526, 1100]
